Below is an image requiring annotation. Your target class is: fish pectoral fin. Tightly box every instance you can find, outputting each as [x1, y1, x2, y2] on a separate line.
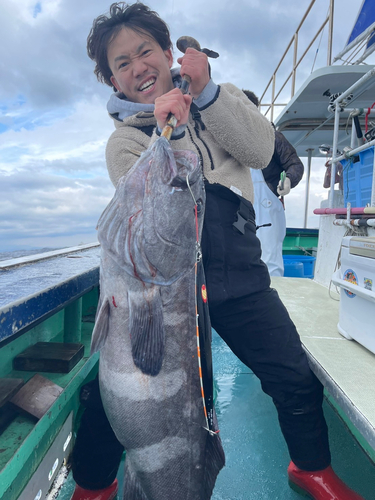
[90, 298, 110, 354]
[129, 287, 165, 376]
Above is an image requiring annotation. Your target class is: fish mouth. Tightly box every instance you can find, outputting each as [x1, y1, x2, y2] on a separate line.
[170, 176, 189, 189]
[170, 164, 201, 189]
[138, 76, 156, 93]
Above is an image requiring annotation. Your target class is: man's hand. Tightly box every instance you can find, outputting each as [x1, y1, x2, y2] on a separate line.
[277, 177, 291, 196]
[177, 48, 210, 99]
[154, 88, 192, 130]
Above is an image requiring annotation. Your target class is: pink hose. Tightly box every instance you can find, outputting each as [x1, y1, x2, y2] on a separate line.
[313, 207, 366, 215]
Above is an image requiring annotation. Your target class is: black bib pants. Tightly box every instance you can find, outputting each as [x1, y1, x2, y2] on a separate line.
[202, 184, 330, 472]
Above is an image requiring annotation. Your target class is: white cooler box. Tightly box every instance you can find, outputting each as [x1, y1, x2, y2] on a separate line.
[331, 236, 375, 355]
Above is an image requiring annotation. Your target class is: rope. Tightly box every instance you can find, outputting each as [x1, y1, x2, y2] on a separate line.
[311, 7, 328, 73]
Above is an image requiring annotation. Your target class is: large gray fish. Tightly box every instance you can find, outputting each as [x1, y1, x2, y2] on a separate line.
[91, 137, 225, 500]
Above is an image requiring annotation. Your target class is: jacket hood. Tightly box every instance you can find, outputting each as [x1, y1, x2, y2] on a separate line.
[106, 67, 182, 121]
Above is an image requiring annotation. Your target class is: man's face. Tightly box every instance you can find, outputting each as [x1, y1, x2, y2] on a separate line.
[108, 28, 174, 104]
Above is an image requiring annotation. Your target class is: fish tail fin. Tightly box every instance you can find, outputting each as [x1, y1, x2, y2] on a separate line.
[123, 460, 149, 500]
[90, 298, 110, 354]
[202, 423, 226, 499]
[129, 286, 165, 376]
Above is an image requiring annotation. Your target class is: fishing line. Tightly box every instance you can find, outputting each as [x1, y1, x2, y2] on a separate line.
[186, 173, 200, 243]
[186, 173, 197, 205]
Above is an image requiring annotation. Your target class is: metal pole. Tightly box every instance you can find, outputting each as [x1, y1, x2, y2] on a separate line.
[328, 137, 375, 163]
[351, 117, 357, 149]
[355, 42, 375, 64]
[334, 67, 375, 102]
[271, 74, 276, 122]
[327, 0, 334, 66]
[371, 147, 375, 206]
[334, 108, 375, 115]
[333, 22, 375, 63]
[304, 149, 313, 227]
[328, 103, 340, 208]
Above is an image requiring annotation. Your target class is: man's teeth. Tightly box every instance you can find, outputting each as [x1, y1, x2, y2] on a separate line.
[139, 78, 156, 91]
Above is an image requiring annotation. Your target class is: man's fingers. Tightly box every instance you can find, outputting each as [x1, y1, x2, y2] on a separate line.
[154, 89, 192, 129]
[177, 49, 210, 97]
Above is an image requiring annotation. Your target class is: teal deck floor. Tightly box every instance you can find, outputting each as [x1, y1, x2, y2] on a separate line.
[56, 331, 375, 500]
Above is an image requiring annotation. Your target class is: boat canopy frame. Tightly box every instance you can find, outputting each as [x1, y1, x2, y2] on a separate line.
[328, 67, 375, 208]
[260, 0, 375, 123]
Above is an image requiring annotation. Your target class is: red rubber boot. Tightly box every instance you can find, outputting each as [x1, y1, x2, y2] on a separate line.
[70, 478, 118, 500]
[288, 462, 364, 499]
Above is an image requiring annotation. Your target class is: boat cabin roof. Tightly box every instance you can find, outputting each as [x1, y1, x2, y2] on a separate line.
[274, 65, 375, 157]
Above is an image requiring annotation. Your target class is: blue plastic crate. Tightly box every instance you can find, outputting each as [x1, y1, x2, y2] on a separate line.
[283, 255, 316, 278]
[342, 146, 374, 208]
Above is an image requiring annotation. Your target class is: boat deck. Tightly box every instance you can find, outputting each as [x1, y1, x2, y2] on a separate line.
[272, 277, 375, 459]
[53, 278, 375, 500]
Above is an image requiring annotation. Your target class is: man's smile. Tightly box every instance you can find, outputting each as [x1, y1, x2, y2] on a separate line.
[138, 77, 156, 92]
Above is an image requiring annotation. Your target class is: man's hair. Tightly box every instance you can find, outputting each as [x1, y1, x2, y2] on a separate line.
[242, 89, 259, 108]
[87, 2, 172, 90]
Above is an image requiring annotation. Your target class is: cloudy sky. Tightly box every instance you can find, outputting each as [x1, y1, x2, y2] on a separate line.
[1, 0, 373, 252]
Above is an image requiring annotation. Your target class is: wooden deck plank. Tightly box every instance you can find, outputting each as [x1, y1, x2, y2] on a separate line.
[10, 374, 63, 420]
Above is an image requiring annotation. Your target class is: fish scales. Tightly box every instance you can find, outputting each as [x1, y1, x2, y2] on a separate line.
[91, 137, 225, 500]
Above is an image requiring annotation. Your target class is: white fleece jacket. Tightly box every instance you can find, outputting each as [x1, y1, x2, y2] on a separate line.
[105, 75, 275, 203]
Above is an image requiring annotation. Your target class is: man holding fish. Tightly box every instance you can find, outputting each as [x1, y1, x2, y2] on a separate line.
[70, 3, 364, 499]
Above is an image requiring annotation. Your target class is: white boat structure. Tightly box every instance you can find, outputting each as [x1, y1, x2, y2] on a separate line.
[261, 0, 375, 471]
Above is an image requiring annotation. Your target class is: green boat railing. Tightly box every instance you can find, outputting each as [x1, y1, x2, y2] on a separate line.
[0, 246, 101, 500]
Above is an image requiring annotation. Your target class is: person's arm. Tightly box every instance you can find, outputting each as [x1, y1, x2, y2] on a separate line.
[194, 82, 275, 170]
[177, 48, 275, 171]
[274, 131, 304, 193]
[106, 125, 151, 187]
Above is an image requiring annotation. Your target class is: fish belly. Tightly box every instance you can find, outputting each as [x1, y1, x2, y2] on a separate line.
[99, 272, 210, 500]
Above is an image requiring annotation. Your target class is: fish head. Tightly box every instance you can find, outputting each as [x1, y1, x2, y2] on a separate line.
[143, 138, 205, 283]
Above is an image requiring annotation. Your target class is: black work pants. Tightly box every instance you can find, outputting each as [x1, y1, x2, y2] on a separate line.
[209, 289, 330, 471]
[201, 184, 330, 471]
[71, 378, 124, 490]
